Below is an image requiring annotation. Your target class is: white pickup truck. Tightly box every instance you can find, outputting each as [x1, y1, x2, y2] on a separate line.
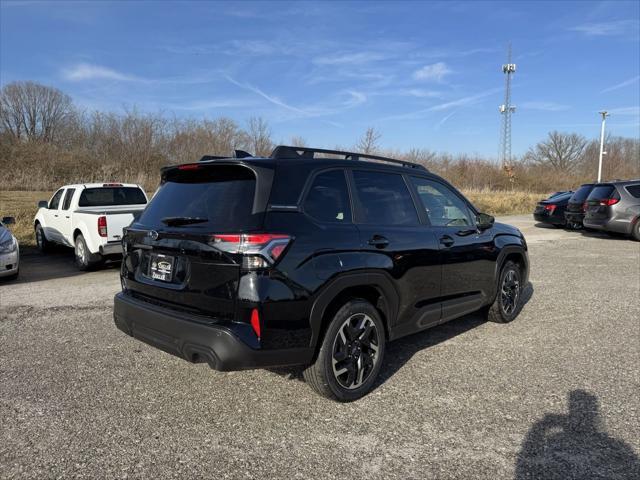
[34, 183, 148, 270]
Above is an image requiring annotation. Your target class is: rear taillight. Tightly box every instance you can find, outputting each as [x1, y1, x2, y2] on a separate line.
[599, 198, 619, 206]
[210, 233, 291, 268]
[97, 216, 107, 237]
[544, 204, 557, 214]
[250, 308, 261, 339]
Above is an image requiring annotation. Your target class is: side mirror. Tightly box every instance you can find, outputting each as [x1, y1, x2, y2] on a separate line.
[477, 212, 495, 230]
[38, 200, 49, 209]
[2, 216, 15, 225]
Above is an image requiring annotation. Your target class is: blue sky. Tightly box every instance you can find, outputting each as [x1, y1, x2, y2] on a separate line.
[1, 0, 639, 157]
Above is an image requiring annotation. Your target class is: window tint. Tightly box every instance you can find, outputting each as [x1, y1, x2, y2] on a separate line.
[138, 165, 261, 230]
[570, 185, 594, 202]
[352, 171, 418, 225]
[78, 187, 147, 207]
[62, 188, 75, 210]
[49, 189, 64, 210]
[625, 184, 640, 198]
[411, 177, 473, 227]
[304, 170, 351, 223]
[587, 185, 615, 202]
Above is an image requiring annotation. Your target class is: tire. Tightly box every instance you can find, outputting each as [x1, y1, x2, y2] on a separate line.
[486, 260, 523, 323]
[632, 221, 640, 241]
[35, 223, 51, 253]
[74, 234, 101, 271]
[303, 299, 386, 402]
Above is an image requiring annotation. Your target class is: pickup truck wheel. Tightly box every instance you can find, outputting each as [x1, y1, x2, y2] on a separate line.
[74, 234, 101, 271]
[35, 224, 51, 253]
[303, 299, 385, 402]
[487, 260, 522, 323]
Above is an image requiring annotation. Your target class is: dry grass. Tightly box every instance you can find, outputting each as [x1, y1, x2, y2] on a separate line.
[2, 188, 542, 248]
[463, 188, 543, 216]
[0, 190, 51, 246]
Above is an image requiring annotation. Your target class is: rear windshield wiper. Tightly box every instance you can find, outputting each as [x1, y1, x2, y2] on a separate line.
[161, 216, 208, 226]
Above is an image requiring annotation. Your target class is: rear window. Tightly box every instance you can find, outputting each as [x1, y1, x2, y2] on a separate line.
[137, 165, 260, 230]
[587, 185, 615, 201]
[625, 184, 640, 198]
[570, 185, 594, 202]
[78, 187, 147, 207]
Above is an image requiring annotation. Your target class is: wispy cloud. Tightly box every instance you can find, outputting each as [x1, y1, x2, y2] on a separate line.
[607, 106, 640, 116]
[63, 63, 140, 82]
[412, 62, 452, 82]
[313, 52, 387, 66]
[520, 101, 571, 112]
[436, 110, 457, 129]
[569, 19, 639, 37]
[226, 76, 311, 116]
[601, 75, 640, 93]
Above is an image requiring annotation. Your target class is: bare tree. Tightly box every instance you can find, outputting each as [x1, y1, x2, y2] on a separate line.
[290, 135, 307, 147]
[246, 117, 273, 156]
[524, 131, 588, 172]
[356, 127, 382, 154]
[0, 81, 74, 143]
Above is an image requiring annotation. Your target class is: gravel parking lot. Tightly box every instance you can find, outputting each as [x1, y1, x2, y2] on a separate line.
[1, 215, 639, 479]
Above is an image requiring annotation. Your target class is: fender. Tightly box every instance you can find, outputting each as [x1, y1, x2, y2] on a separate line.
[492, 240, 529, 302]
[72, 221, 99, 253]
[308, 271, 400, 349]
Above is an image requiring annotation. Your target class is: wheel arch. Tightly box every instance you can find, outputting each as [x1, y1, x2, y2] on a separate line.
[308, 272, 399, 351]
[492, 245, 528, 302]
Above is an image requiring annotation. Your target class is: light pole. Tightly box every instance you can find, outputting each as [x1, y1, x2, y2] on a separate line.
[597, 111, 609, 183]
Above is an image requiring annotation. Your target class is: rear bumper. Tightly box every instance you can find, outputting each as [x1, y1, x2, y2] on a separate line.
[584, 217, 629, 234]
[113, 292, 313, 371]
[100, 241, 123, 256]
[534, 213, 564, 225]
[564, 212, 585, 224]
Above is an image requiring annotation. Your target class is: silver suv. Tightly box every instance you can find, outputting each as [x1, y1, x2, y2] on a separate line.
[583, 180, 640, 240]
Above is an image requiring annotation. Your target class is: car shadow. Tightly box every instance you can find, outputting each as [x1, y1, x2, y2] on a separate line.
[267, 282, 534, 393]
[515, 390, 640, 479]
[577, 229, 630, 241]
[4, 246, 120, 285]
[533, 222, 564, 230]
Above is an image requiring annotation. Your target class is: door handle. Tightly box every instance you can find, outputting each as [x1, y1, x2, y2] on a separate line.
[439, 235, 454, 248]
[368, 235, 389, 249]
[65, 216, 70, 219]
[54, 214, 59, 218]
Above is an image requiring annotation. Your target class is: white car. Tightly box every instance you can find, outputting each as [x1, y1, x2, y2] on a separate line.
[0, 216, 19, 280]
[34, 183, 148, 270]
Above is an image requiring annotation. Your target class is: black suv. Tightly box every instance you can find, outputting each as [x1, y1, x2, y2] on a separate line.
[114, 146, 529, 401]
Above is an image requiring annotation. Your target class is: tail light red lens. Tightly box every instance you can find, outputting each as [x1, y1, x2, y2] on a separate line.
[97, 216, 107, 237]
[250, 308, 261, 339]
[177, 164, 200, 171]
[544, 204, 557, 214]
[582, 202, 588, 212]
[210, 233, 291, 266]
[599, 198, 619, 206]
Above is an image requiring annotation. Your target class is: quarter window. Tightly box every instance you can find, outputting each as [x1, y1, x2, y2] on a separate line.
[303, 170, 351, 223]
[352, 170, 419, 225]
[49, 189, 65, 210]
[410, 177, 473, 227]
[625, 184, 640, 198]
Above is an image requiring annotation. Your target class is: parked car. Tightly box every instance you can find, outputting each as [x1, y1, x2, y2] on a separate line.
[583, 180, 640, 240]
[113, 146, 529, 401]
[34, 183, 148, 270]
[533, 191, 573, 227]
[0, 216, 19, 280]
[565, 183, 596, 229]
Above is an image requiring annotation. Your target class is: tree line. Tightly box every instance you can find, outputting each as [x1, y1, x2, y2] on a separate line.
[1, 81, 638, 192]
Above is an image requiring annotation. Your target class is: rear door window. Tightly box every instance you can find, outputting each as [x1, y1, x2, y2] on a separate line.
[303, 170, 352, 223]
[138, 165, 261, 230]
[352, 170, 419, 225]
[62, 188, 75, 210]
[625, 184, 640, 198]
[78, 187, 147, 207]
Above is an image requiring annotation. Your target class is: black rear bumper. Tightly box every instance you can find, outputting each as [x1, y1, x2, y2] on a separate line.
[113, 292, 313, 371]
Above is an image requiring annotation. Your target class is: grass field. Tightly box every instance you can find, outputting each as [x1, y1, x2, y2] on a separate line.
[1, 189, 542, 247]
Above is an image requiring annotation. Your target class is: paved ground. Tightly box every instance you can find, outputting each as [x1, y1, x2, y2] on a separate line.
[1, 216, 639, 479]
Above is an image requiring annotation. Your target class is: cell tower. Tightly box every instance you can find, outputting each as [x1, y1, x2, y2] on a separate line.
[499, 43, 516, 169]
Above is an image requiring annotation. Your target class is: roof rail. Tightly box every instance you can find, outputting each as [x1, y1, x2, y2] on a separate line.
[199, 149, 255, 162]
[270, 145, 427, 170]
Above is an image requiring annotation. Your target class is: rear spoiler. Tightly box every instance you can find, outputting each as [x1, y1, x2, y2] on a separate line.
[199, 150, 253, 162]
